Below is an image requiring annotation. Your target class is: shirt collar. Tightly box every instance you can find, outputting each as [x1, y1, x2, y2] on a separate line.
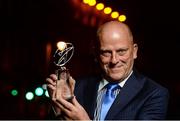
[98, 71, 133, 92]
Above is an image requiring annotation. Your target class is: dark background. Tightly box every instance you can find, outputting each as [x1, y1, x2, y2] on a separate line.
[0, 0, 180, 119]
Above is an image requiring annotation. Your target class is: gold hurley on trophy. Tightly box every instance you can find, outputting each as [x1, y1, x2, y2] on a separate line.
[53, 41, 75, 101]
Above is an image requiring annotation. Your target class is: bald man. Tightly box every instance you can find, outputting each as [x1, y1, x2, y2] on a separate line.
[46, 21, 169, 120]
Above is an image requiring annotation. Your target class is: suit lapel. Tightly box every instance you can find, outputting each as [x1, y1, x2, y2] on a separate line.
[106, 72, 145, 120]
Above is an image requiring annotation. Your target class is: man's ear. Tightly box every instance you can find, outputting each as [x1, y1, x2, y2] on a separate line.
[133, 43, 138, 59]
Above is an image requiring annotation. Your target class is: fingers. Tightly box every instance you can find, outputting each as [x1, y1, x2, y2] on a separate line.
[51, 100, 71, 117]
[51, 101, 62, 115]
[52, 100, 64, 110]
[69, 76, 75, 92]
[55, 98, 72, 117]
[56, 97, 74, 111]
[46, 78, 56, 87]
[71, 96, 80, 107]
[56, 96, 90, 120]
[46, 74, 57, 99]
[46, 74, 57, 86]
[47, 84, 56, 99]
[49, 74, 58, 82]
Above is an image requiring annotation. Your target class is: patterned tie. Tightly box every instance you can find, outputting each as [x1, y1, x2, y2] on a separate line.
[100, 83, 120, 120]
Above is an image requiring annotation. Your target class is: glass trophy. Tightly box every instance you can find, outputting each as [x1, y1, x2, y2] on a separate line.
[53, 41, 74, 101]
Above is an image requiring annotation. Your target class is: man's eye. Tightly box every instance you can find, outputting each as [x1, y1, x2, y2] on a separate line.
[100, 51, 111, 57]
[117, 50, 127, 55]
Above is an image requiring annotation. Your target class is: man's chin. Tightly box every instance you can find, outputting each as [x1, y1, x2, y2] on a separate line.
[108, 74, 123, 82]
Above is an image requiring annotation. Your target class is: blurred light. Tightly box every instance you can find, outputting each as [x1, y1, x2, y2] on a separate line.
[83, 0, 89, 4]
[57, 41, 67, 51]
[25, 92, 34, 100]
[118, 15, 126, 22]
[111, 11, 119, 19]
[42, 84, 47, 90]
[45, 90, 49, 97]
[96, 3, 104, 10]
[104, 7, 112, 14]
[11, 89, 18, 96]
[35, 87, 44, 96]
[88, 0, 96, 6]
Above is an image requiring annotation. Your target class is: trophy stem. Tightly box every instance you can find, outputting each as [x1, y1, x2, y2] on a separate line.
[55, 67, 67, 80]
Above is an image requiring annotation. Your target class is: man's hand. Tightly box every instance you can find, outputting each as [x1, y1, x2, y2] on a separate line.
[46, 73, 76, 116]
[46, 74, 61, 115]
[56, 96, 90, 120]
[46, 74, 57, 100]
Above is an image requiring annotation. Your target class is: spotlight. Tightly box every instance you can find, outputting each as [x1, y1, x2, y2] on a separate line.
[35, 87, 44, 96]
[96, 3, 104, 11]
[25, 92, 34, 101]
[118, 15, 126, 22]
[104, 7, 112, 14]
[11, 89, 18, 96]
[111, 11, 119, 19]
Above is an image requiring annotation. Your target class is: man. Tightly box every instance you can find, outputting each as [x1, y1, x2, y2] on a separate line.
[46, 21, 169, 120]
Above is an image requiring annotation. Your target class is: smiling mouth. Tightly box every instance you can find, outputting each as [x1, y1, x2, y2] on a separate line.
[110, 66, 122, 72]
[110, 64, 122, 68]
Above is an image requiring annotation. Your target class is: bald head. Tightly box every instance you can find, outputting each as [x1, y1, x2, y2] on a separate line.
[95, 21, 138, 82]
[97, 21, 133, 43]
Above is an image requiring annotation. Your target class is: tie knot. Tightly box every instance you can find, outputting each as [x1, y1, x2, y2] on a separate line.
[106, 83, 120, 92]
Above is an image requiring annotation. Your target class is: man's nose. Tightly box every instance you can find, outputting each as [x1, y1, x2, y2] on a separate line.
[111, 52, 118, 64]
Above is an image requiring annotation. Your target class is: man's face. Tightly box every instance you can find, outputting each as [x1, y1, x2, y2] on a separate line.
[98, 28, 138, 82]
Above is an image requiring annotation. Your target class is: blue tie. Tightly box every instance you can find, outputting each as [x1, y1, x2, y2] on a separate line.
[100, 83, 120, 120]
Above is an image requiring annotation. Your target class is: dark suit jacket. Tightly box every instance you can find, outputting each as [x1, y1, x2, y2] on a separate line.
[74, 70, 169, 120]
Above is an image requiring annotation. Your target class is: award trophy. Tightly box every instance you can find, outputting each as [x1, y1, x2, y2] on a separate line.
[53, 41, 74, 101]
